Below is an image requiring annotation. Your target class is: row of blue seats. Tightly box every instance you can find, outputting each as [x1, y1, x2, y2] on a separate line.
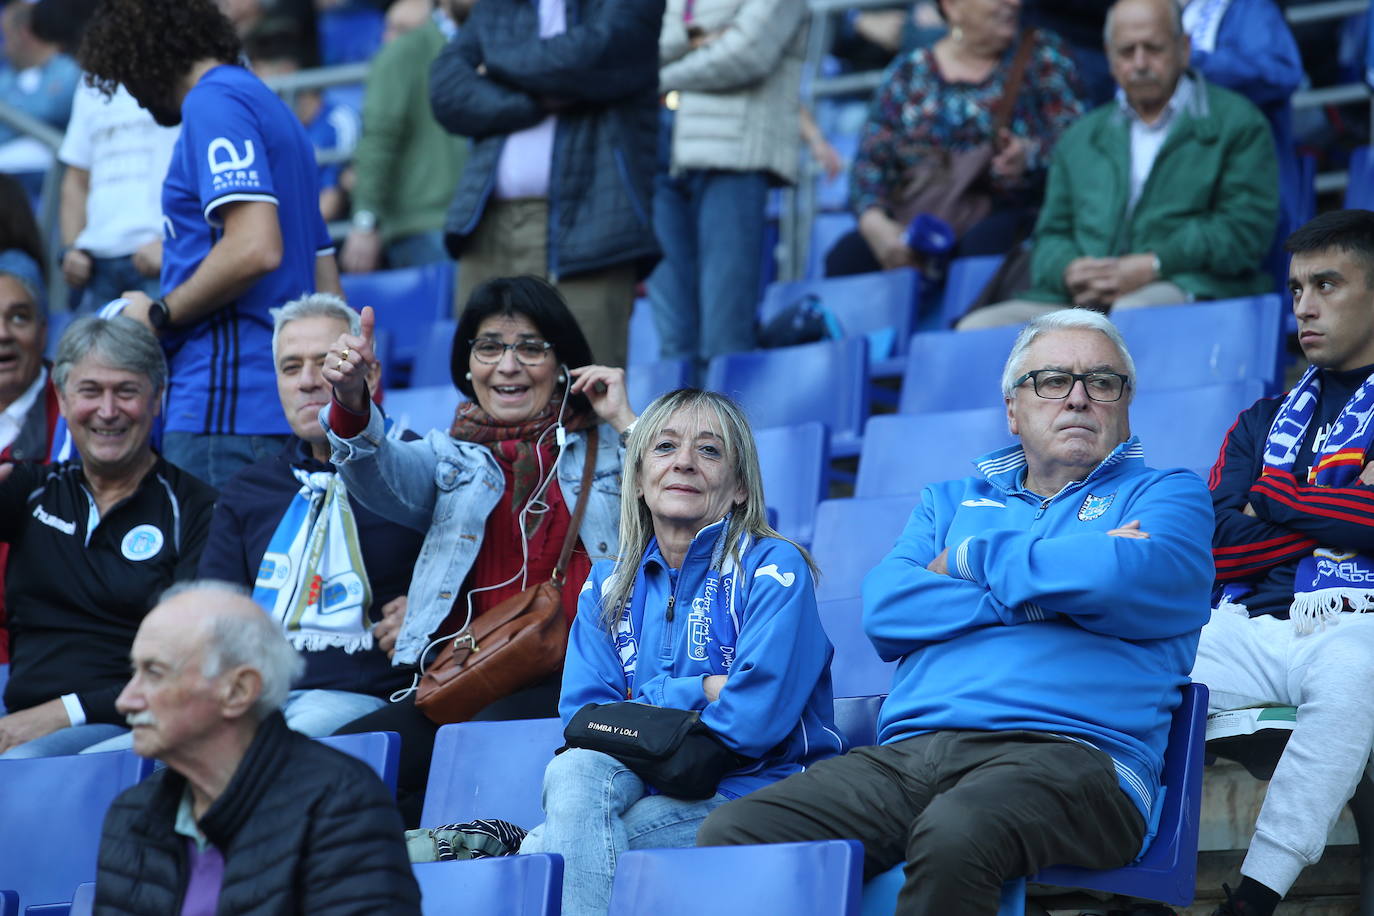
[0, 684, 1208, 915]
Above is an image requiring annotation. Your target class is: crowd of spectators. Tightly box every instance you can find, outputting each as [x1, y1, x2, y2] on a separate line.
[0, 0, 1370, 915]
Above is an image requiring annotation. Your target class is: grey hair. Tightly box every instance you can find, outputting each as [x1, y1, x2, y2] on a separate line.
[52, 315, 167, 392]
[598, 389, 817, 632]
[1104, 0, 1184, 46]
[0, 270, 45, 321]
[1000, 309, 1137, 400]
[270, 292, 360, 364]
[161, 579, 305, 720]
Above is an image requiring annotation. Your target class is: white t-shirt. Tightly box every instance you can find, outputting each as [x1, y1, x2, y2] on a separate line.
[57, 81, 180, 259]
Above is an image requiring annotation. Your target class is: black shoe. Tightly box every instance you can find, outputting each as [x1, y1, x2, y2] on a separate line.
[1211, 883, 1254, 916]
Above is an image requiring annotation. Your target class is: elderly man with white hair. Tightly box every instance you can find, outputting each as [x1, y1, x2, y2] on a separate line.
[94, 580, 421, 915]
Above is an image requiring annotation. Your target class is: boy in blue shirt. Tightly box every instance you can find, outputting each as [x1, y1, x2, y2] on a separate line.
[78, 0, 341, 488]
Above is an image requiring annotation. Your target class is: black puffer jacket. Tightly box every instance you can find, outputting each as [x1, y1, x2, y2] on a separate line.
[429, 0, 664, 280]
[94, 713, 421, 915]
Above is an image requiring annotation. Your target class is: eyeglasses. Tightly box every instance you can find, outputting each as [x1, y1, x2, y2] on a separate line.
[1014, 369, 1130, 402]
[469, 338, 554, 365]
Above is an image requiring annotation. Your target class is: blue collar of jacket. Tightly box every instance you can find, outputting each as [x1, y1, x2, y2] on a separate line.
[973, 435, 1146, 500]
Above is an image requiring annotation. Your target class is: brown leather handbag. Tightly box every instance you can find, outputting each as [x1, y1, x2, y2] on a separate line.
[886, 30, 1039, 236]
[415, 428, 599, 725]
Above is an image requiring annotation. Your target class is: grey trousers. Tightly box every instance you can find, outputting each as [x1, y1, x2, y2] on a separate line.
[697, 730, 1145, 916]
[454, 198, 637, 368]
[956, 281, 1191, 331]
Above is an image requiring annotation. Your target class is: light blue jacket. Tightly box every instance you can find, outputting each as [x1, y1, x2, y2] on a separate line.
[863, 438, 1214, 831]
[322, 403, 623, 666]
[563, 518, 845, 799]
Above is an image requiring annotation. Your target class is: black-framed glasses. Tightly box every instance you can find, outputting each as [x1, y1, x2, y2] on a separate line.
[469, 338, 554, 366]
[1014, 369, 1130, 402]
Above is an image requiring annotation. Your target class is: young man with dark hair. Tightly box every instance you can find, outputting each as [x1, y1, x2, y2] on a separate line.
[78, 0, 342, 488]
[1194, 208, 1374, 916]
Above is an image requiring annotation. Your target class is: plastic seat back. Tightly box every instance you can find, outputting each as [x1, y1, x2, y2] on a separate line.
[0, 751, 153, 909]
[409, 320, 459, 388]
[316, 731, 400, 795]
[412, 854, 563, 916]
[1114, 295, 1285, 394]
[383, 385, 466, 437]
[706, 336, 869, 457]
[812, 496, 921, 602]
[820, 598, 896, 700]
[833, 695, 885, 749]
[627, 360, 693, 414]
[340, 263, 455, 379]
[421, 718, 563, 829]
[755, 422, 828, 546]
[759, 269, 921, 373]
[628, 297, 661, 366]
[898, 326, 1021, 415]
[1131, 381, 1267, 475]
[609, 840, 864, 916]
[940, 255, 1005, 329]
[856, 409, 1011, 499]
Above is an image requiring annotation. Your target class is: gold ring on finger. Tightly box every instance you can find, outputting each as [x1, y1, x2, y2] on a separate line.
[340, 348, 351, 362]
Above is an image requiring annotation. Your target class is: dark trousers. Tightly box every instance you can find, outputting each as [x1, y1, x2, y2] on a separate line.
[697, 730, 1145, 916]
[334, 673, 562, 828]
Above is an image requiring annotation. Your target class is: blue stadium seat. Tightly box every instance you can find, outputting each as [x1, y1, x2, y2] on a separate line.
[861, 684, 1209, 915]
[809, 212, 858, 280]
[317, 5, 386, 65]
[897, 326, 1021, 415]
[758, 270, 921, 376]
[833, 695, 885, 749]
[316, 731, 400, 795]
[0, 751, 153, 910]
[340, 262, 455, 383]
[43, 311, 73, 362]
[1114, 295, 1286, 394]
[1348, 146, 1373, 209]
[755, 422, 828, 546]
[0, 891, 14, 916]
[939, 255, 1005, 329]
[421, 718, 563, 829]
[814, 131, 858, 213]
[628, 297, 661, 366]
[1131, 381, 1267, 475]
[69, 883, 93, 916]
[409, 319, 458, 388]
[820, 598, 895, 699]
[706, 336, 869, 458]
[812, 496, 921, 602]
[412, 854, 563, 916]
[609, 840, 864, 916]
[24, 902, 69, 915]
[626, 359, 692, 414]
[383, 385, 465, 436]
[856, 409, 1011, 499]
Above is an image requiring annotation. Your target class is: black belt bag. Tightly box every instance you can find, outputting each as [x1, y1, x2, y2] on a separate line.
[562, 701, 749, 800]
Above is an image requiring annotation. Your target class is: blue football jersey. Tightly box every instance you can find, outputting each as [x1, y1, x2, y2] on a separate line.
[160, 65, 333, 435]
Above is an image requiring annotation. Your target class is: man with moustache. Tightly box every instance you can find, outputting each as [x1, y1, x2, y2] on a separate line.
[959, 0, 1278, 329]
[1193, 210, 1374, 916]
[77, 0, 341, 488]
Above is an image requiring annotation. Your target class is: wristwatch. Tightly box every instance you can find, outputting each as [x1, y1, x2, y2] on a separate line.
[147, 298, 172, 331]
[352, 210, 379, 233]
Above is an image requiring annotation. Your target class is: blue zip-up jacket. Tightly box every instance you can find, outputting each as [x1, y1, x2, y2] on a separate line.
[863, 437, 1214, 828]
[562, 519, 845, 798]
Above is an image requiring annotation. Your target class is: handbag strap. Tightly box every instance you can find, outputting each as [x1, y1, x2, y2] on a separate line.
[989, 29, 1038, 137]
[551, 426, 599, 585]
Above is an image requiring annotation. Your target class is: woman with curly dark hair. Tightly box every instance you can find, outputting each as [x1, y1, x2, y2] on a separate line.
[76, 0, 341, 488]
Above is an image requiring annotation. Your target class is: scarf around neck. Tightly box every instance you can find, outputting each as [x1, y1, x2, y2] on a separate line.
[1262, 364, 1374, 631]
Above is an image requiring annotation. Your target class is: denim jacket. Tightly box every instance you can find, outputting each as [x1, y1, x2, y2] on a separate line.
[322, 402, 624, 666]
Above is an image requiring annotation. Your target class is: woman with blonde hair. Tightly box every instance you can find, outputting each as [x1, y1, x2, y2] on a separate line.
[518, 388, 843, 916]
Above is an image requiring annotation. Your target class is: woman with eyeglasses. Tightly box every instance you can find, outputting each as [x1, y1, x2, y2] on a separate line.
[320, 275, 636, 825]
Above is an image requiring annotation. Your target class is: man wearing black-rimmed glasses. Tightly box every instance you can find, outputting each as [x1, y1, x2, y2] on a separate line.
[700, 307, 1215, 915]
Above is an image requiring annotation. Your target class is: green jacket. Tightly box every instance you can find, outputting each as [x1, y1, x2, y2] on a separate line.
[1025, 74, 1278, 304]
[352, 20, 468, 243]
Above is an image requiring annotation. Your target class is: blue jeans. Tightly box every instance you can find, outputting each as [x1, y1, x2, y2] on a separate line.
[646, 169, 769, 376]
[519, 748, 727, 916]
[76, 254, 161, 315]
[80, 689, 387, 754]
[161, 432, 288, 489]
[386, 230, 448, 269]
[0, 723, 128, 758]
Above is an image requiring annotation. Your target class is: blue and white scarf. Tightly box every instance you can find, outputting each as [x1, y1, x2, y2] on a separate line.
[611, 521, 745, 694]
[1263, 365, 1374, 631]
[252, 468, 374, 652]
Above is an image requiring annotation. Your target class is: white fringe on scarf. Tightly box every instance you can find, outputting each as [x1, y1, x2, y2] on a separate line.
[1290, 589, 1374, 634]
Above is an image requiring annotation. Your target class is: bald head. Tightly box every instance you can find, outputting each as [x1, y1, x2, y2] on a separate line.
[1105, 0, 1190, 122]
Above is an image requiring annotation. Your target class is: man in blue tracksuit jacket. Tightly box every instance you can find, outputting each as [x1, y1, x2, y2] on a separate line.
[700, 308, 1216, 914]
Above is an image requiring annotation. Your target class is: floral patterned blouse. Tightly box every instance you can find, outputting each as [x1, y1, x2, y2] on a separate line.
[850, 29, 1085, 217]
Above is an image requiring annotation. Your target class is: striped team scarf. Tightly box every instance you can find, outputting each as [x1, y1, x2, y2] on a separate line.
[1262, 365, 1374, 630]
